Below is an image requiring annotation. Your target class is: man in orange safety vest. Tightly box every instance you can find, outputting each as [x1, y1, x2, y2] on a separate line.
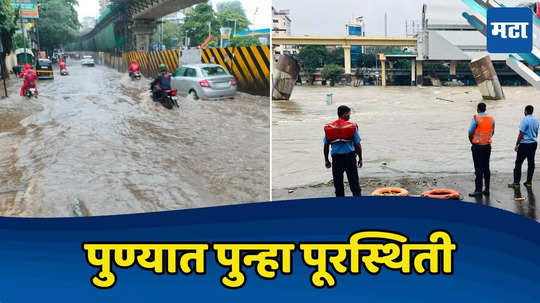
[468, 102, 495, 197]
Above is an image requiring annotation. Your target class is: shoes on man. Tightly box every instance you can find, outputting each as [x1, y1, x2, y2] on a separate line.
[508, 183, 520, 189]
[524, 182, 532, 188]
[468, 192, 483, 197]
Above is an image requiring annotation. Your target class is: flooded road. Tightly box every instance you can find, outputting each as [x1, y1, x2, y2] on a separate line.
[0, 62, 269, 217]
[273, 86, 540, 220]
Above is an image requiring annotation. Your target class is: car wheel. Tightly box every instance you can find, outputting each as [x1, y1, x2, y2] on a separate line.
[189, 90, 199, 100]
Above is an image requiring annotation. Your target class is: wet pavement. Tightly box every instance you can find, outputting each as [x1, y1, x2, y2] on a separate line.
[0, 62, 269, 217]
[272, 86, 540, 221]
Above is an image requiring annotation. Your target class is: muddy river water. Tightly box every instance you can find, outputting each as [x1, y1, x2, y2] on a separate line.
[273, 86, 540, 189]
[273, 86, 540, 221]
[0, 63, 269, 217]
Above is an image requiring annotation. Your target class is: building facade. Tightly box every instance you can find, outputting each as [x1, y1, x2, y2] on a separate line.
[272, 7, 296, 56]
[347, 16, 365, 67]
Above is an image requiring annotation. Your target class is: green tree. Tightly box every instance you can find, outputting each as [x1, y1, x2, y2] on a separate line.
[357, 53, 376, 67]
[228, 36, 260, 47]
[326, 48, 344, 66]
[0, 0, 18, 76]
[216, 10, 250, 34]
[216, 1, 245, 15]
[38, 0, 80, 51]
[13, 33, 30, 49]
[298, 45, 327, 81]
[180, 2, 219, 47]
[153, 21, 182, 49]
[321, 64, 344, 86]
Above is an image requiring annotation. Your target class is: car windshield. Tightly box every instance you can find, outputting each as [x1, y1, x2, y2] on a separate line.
[38, 60, 50, 65]
[201, 66, 228, 77]
[83, 56, 92, 59]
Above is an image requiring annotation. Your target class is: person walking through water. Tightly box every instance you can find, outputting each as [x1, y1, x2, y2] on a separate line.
[468, 102, 494, 197]
[323, 105, 363, 197]
[508, 105, 539, 189]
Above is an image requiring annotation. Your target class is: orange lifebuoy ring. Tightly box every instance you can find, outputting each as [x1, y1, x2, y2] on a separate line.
[421, 189, 460, 200]
[371, 187, 409, 197]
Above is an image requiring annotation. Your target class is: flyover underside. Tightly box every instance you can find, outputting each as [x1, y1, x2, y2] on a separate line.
[129, 0, 204, 19]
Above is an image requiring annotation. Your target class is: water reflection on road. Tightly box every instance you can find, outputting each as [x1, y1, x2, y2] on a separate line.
[0, 63, 269, 217]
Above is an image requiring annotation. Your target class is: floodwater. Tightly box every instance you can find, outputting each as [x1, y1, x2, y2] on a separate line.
[273, 86, 540, 220]
[0, 62, 269, 217]
[273, 86, 540, 190]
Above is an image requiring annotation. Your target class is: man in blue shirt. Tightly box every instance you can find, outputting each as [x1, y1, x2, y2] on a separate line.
[323, 105, 363, 197]
[509, 105, 539, 188]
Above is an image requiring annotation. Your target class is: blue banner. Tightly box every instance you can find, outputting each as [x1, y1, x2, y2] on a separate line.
[0, 197, 538, 302]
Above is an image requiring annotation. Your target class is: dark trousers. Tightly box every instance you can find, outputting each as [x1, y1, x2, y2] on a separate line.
[513, 142, 537, 184]
[332, 152, 361, 197]
[471, 144, 491, 192]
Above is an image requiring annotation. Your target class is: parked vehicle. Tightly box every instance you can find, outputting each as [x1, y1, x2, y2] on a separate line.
[36, 59, 54, 80]
[171, 64, 237, 100]
[81, 56, 95, 67]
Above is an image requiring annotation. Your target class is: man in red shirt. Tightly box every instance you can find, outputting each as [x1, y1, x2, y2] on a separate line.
[129, 60, 140, 77]
[19, 64, 39, 97]
[59, 59, 67, 72]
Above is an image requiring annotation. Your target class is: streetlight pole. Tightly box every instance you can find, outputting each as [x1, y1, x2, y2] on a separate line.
[19, 1, 29, 64]
[208, 22, 211, 38]
[233, 19, 237, 37]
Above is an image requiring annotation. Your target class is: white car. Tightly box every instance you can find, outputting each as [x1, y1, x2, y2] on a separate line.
[81, 56, 95, 67]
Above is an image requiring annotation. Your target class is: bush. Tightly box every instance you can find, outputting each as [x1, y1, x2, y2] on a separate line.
[321, 64, 344, 86]
[229, 36, 261, 47]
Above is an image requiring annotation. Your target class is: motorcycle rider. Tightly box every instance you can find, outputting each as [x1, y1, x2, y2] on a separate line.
[129, 59, 140, 78]
[150, 64, 172, 101]
[19, 64, 39, 97]
[59, 59, 68, 74]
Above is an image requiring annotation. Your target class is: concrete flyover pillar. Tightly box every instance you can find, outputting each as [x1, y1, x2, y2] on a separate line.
[132, 19, 156, 51]
[411, 59, 416, 86]
[343, 45, 352, 75]
[450, 60, 457, 77]
[416, 60, 424, 86]
[379, 53, 387, 87]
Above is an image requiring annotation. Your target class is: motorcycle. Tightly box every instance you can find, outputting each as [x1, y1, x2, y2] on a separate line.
[130, 71, 142, 80]
[24, 88, 37, 99]
[151, 86, 179, 110]
[60, 69, 69, 76]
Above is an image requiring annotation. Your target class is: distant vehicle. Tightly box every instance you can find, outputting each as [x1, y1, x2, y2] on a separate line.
[81, 56, 95, 67]
[36, 58, 54, 80]
[171, 64, 237, 100]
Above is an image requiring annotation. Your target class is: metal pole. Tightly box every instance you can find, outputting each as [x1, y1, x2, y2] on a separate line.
[160, 17, 163, 49]
[384, 12, 388, 37]
[208, 22, 211, 38]
[234, 19, 237, 36]
[19, 3, 27, 64]
[1, 56, 7, 98]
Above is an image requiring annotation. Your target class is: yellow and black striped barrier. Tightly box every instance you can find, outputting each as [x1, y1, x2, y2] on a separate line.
[116, 46, 269, 96]
[201, 46, 270, 96]
[123, 50, 180, 78]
